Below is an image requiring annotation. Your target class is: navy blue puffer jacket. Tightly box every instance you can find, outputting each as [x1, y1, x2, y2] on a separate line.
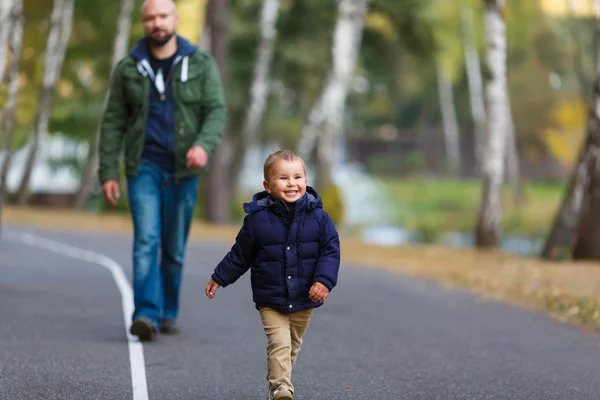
[211, 186, 341, 313]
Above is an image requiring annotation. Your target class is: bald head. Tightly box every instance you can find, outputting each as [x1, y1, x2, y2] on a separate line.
[141, 0, 176, 15]
[141, 0, 178, 47]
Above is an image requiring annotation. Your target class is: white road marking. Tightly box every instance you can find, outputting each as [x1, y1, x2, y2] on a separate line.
[5, 231, 149, 400]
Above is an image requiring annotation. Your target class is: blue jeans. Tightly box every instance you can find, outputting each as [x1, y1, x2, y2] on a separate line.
[127, 161, 198, 327]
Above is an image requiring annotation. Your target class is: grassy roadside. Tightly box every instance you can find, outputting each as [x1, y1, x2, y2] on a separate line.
[381, 179, 564, 238]
[4, 205, 600, 335]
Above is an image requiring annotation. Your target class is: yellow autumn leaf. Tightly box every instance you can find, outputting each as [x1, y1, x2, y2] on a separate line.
[366, 12, 397, 42]
[543, 97, 587, 168]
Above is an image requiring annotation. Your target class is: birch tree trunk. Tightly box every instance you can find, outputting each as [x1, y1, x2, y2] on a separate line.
[0, 0, 13, 86]
[297, 0, 370, 190]
[594, 0, 600, 75]
[461, 5, 486, 175]
[73, 0, 135, 209]
[198, 23, 211, 52]
[436, 61, 462, 176]
[15, 0, 74, 204]
[475, 0, 509, 248]
[230, 0, 280, 194]
[0, 0, 23, 205]
[203, 0, 233, 223]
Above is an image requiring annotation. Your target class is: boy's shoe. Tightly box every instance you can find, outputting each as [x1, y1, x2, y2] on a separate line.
[270, 385, 294, 400]
[130, 317, 158, 342]
[159, 319, 179, 335]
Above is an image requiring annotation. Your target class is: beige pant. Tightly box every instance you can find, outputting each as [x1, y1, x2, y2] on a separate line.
[259, 307, 314, 394]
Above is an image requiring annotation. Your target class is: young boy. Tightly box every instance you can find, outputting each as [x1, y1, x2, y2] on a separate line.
[205, 149, 341, 400]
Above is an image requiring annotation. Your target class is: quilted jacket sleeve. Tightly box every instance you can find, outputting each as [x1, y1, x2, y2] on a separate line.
[211, 216, 255, 287]
[98, 63, 128, 183]
[313, 211, 341, 291]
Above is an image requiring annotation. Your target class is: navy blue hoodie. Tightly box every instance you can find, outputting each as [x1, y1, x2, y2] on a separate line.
[129, 35, 198, 173]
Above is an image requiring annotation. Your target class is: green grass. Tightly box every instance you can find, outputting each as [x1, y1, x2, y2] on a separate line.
[380, 179, 566, 238]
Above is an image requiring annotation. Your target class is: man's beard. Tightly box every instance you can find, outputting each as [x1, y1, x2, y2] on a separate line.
[148, 31, 174, 47]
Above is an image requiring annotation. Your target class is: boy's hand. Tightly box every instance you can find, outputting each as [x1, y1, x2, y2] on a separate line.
[205, 279, 220, 299]
[309, 282, 329, 303]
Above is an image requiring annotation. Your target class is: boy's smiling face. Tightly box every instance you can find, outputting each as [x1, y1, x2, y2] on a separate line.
[263, 159, 307, 203]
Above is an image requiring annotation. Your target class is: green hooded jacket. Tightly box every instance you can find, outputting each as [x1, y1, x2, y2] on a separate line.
[98, 39, 227, 183]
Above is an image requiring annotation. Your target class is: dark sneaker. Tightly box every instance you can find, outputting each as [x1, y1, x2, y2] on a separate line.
[159, 319, 179, 335]
[130, 317, 157, 342]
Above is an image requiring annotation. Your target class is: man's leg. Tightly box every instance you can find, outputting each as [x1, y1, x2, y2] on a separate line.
[127, 163, 163, 339]
[160, 175, 198, 328]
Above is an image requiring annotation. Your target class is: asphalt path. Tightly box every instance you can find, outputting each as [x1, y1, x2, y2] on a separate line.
[1, 225, 600, 400]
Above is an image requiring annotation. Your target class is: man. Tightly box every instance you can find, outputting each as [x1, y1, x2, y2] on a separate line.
[98, 0, 226, 342]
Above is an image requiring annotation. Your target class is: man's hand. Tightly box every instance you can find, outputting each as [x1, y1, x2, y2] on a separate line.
[186, 145, 209, 169]
[309, 282, 329, 303]
[205, 279, 220, 299]
[102, 180, 120, 206]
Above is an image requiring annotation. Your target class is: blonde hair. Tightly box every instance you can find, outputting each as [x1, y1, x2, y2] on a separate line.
[263, 149, 306, 180]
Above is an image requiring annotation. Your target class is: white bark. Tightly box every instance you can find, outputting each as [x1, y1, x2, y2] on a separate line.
[233, 0, 280, 187]
[297, 90, 325, 161]
[0, 0, 13, 85]
[436, 61, 461, 175]
[298, 0, 371, 188]
[198, 19, 211, 51]
[461, 5, 486, 173]
[0, 0, 23, 194]
[73, 0, 135, 208]
[16, 0, 74, 204]
[476, 0, 509, 248]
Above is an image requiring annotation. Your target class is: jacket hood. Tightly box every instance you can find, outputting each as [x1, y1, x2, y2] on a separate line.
[130, 35, 197, 61]
[243, 186, 322, 214]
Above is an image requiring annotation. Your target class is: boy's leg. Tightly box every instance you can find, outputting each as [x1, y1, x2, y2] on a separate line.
[127, 162, 164, 335]
[160, 176, 198, 324]
[290, 308, 314, 368]
[259, 307, 293, 395]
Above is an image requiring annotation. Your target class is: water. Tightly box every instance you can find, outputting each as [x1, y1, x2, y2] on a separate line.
[362, 225, 543, 256]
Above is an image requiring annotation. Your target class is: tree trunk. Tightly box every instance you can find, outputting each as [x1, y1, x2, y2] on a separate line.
[203, 0, 233, 224]
[436, 61, 461, 176]
[0, 0, 13, 86]
[197, 0, 211, 51]
[15, 0, 74, 204]
[505, 99, 521, 202]
[72, 0, 135, 209]
[475, 0, 509, 248]
[230, 0, 280, 195]
[297, 0, 370, 190]
[542, 82, 600, 260]
[198, 21, 211, 52]
[594, 0, 600, 75]
[540, 1, 600, 260]
[0, 0, 23, 200]
[572, 86, 600, 259]
[461, 5, 486, 175]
